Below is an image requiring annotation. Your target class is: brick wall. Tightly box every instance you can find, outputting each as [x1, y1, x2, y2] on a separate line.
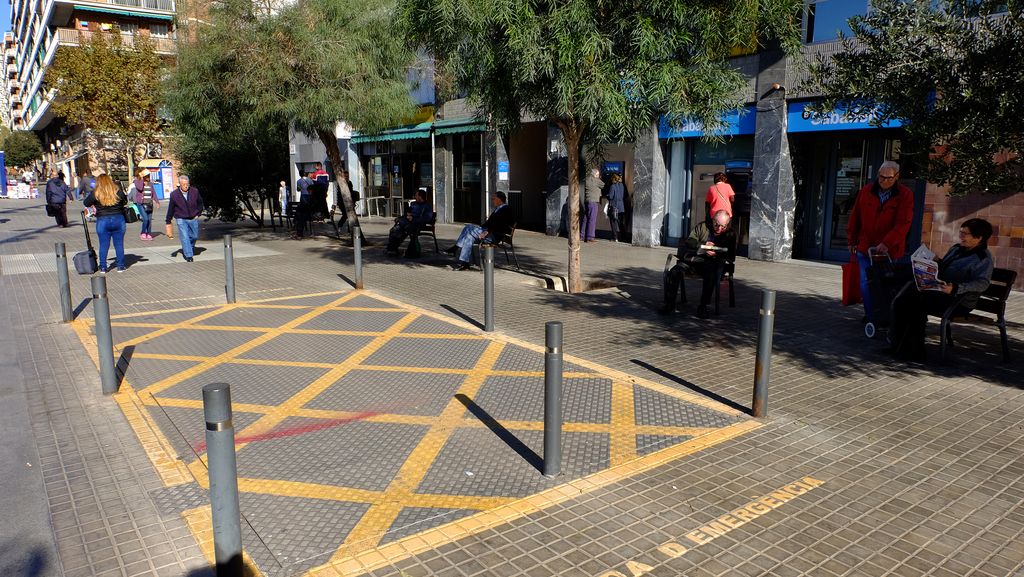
[922, 184, 1023, 290]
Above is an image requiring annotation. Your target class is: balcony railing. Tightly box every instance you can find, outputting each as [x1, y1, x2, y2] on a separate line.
[56, 28, 176, 55]
[107, 0, 176, 11]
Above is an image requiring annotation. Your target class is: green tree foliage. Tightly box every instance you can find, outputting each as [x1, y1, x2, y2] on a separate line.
[399, 0, 802, 292]
[187, 0, 418, 238]
[164, 1, 290, 223]
[4, 131, 44, 167]
[807, 0, 1024, 195]
[46, 29, 163, 173]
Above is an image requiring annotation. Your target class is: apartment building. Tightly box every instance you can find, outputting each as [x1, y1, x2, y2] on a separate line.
[2, 32, 18, 130]
[6, 0, 177, 181]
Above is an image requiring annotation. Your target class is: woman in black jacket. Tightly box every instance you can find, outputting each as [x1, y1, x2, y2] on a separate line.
[83, 174, 128, 273]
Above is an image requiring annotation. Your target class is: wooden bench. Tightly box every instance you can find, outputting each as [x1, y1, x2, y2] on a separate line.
[936, 267, 1016, 362]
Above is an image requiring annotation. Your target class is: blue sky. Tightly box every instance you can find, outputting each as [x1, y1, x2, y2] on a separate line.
[1, 2, 9, 34]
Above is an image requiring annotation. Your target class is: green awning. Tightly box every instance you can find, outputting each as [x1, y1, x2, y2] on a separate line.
[78, 6, 175, 20]
[433, 118, 487, 135]
[351, 122, 433, 143]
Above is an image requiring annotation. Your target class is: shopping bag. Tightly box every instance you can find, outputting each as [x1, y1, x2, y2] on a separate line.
[841, 255, 861, 306]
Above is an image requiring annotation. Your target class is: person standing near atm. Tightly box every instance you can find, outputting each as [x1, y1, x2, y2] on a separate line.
[705, 172, 735, 228]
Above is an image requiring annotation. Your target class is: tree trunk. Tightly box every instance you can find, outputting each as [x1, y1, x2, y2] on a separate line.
[316, 129, 361, 243]
[562, 123, 583, 294]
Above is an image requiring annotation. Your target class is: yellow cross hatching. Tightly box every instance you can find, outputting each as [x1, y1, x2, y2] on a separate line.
[74, 289, 757, 576]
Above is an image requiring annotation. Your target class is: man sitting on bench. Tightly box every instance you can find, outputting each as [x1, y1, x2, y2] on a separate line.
[445, 191, 514, 271]
[660, 210, 737, 319]
[385, 188, 433, 257]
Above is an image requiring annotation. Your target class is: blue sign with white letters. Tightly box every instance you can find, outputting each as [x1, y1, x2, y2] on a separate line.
[787, 101, 902, 133]
[659, 105, 757, 139]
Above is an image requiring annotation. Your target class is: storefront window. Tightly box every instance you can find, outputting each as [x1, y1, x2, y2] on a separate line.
[829, 139, 866, 250]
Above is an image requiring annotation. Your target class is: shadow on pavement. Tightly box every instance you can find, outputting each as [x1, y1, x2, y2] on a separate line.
[631, 359, 753, 415]
[441, 304, 483, 330]
[0, 538, 53, 577]
[456, 393, 544, 473]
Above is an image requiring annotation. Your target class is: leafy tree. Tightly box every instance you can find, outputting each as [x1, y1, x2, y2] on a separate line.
[45, 29, 163, 174]
[399, 0, 802, 292]
[807, 0, 1024, 196]
[0, 126, 12, 150]
[220, 0, 418, 240]
[4, 130, 43, 167]
[164, 0, 290, 224]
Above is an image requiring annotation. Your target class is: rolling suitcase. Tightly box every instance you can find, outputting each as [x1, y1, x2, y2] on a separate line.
[73, 210, 98, 275]
[863, 248, 912, 338]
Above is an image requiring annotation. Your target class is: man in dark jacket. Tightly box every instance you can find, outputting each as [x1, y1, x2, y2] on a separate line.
[165, 175, 205, 262]
[292, 171, 314, 239]
[386, 188, 433, 256]
[45, 170, 73, 227]
[445, 191, 515, 271]
[660, 210, 738, 319]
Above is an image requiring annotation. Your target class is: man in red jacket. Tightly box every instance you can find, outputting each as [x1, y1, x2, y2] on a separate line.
[847, 160, 915, 323]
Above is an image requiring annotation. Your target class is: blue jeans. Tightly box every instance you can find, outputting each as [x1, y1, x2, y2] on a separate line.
[455, 224, 494, 263]
[856, 251, 874, 321]
[96, 215, 126, 270]
[137, 203, 152, 235]
[176, 218, 199, 258]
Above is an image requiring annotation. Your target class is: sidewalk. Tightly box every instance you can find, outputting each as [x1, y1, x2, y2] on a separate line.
[2, 197, 1023, 577]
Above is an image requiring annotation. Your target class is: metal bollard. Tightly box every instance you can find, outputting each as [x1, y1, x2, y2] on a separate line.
[56, 242, 73, 322]
[224, 235, 236, 304]
[752, 289, 776, 418]
[91, 276, 118, 395]
[202, 383, 243, 577]
[353, 224, 364, 290]
[483, 246, 494, 332]
[543, 321, 563, 477]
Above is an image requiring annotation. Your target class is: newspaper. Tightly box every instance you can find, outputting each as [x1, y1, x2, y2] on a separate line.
[911, 245, 946, 291]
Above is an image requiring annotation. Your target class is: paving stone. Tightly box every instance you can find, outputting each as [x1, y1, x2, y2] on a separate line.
[237, 332, 377, 364]
[470, 375, 613, 424]
[379, 507, 479, 545]
[305, 368, 467, 416]
[158, 362, 331, 406]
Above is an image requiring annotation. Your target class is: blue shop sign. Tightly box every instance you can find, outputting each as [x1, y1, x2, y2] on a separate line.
[787, 101, 903, 133]
[659, 105, 756, 139]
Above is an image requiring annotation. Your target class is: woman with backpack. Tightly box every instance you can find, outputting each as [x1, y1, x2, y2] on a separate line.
[82, 174, 128, 273]
[132, 169, 161, 240]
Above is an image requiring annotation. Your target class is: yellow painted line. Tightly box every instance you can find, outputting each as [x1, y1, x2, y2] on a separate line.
[111, 304, 246, 349]
[360, 291, 744, 417]
[70, 320, 193, 486]
[108, 303, 222, 320]
[181, 507, 263, 577]
[308, 419, 763, 577]
[225, 312, 422, 453]
[330, 306, 407, 312]
[609, 380, 639, 466]
[336, 340, 506, 555]
[245, 290, 347, 304]
[140, 292, 363, 397]
[148, 396, 440, 428]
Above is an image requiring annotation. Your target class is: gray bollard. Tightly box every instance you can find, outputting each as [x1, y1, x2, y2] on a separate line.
[91, 276, 118, 395]
[543, 321, 563, 477]
[483, 245, 494, 332]
[223, 235, 236, 304]
[202, 383, 243, 577]
[353, 224, 364, 290]
[56, 242, 73, 322]
[752, 289, 776, 418]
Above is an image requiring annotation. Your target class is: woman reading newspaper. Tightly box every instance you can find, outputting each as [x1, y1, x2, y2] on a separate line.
[887, 218, 994, 360]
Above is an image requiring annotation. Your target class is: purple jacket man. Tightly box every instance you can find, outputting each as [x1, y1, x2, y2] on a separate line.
[165, 175, 205, 262]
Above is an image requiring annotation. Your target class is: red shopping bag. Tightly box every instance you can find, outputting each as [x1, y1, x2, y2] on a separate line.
[841, 255, 862, 306]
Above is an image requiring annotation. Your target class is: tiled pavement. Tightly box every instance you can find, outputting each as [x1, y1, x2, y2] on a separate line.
[2, 197, 1023, 577]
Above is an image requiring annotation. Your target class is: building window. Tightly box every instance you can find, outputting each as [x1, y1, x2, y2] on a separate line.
[150, 24, 169, 37]
[804, 0, 867, 43]
[119, 22, 139, 35]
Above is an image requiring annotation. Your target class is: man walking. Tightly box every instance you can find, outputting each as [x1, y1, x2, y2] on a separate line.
[581, 167, 603, 242]
[846, 160, 914, 324]
[45, 170, 73, 227]
[292, 171, 314, 239]
[165, 175, 205, 262]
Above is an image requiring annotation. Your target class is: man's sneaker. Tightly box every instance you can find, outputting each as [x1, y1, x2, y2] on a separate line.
[185, 257, 194, 262]
[451, 262, 471, 271]
[696, 305, 710, 319]
[98, 269, 107, 274]
[116, 267, 126, 273]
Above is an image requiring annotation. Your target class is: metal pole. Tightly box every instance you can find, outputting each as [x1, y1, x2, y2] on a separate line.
[55, 242, 73, 322]
[483, 245, 494, 332]
[752, 289, 776, 418]
[91, 276, 118, 395]
[202, 383, 243, 577]
[223, 235, 236, 304]
[543, 321, 563, 477]
[353, 224, 364, 290]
